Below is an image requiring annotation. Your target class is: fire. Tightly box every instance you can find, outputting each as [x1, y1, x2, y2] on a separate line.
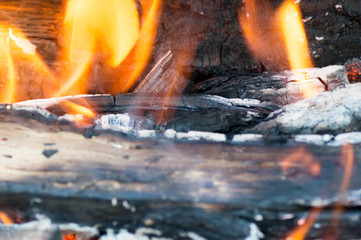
[328, 143, 354, 238]
[0, 26, 57, 103]
[276, 1, 318, 98]
[280, 148, 321, 177]
[285, 143, 355, 239]
[276, 1, 312, 70]
[239, 0, 318, 98]
[238, 0, 287, 71]
[0, 211, 13, 224]
[58, 0, 140, 96]
[117, 0, 163, 94]
[59, 100, 96, 125]
[286, 207, 322, 240]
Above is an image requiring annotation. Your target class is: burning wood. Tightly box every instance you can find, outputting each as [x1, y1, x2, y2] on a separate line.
[0, 0, 361, 239]
[248, 83, 361, 135]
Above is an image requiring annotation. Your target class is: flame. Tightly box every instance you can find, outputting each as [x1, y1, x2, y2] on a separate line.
[239, 1, 318, 98]
[276, 1, 318, 98]
[0, 35, 16, 103]
[276, 1, 312, 70]
[286, 207, 322, 240]
[59, 100, 96, 125]
[328, 143, 354, 237]
[58, 0, 140, 96]
[0, 26, 57, 103]
[280, 148, 321, 176]
[0, 211, 13, 224]
[239, 0, 289, 71]
[117, 0, 163, 94]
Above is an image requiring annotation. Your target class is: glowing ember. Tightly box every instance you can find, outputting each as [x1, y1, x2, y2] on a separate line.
[58, 0, 140, 96]
[280, 148, 321, 176]
[63, 233, 77, 240]
[0, 211, 13, 225]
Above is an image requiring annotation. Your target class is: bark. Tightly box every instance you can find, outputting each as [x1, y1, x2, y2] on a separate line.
[248, 83, 361, 135]
[0, 109, 360, 239]
[192, 65, 349, 106]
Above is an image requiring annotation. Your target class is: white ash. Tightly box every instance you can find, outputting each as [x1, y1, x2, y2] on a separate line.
[100, 228, 172, 240]
[294, 132, 361, 146]
[176, 131, 226, 142]
[164, 129, 177, 139]
[294, 134, 334, 145]
[97, 113, 133, 128]
[249, 83, 361, 135]
[179, 232, 207, 240]
[232, 134, 263, 143]
[244, 223, 265, 240]
[0, 214, 98, 240]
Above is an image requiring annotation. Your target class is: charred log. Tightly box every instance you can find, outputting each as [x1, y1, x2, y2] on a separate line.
[192, 65, 349, 106]
[0, 111, 360, 239]
[248, 83, 361, 135]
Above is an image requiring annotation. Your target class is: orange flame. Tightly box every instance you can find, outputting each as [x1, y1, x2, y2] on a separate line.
[280, 148, 321, 176]
[0, 26, 57, 103]
[239, 0, 289, 71]
[58, 0, 140, 96]
[63, 233, 77, 240]
[276, 1, 318, 98]
[59, 100, 96, 125]
[276, 1, 312, 70]
[328, 143, 354, 238]
[0, 35, 16, 103]
[0, 211, 13, 225]
[239, 0, 318, 98]
[286, 207, 322, 240]
[117, 0, 163, 94]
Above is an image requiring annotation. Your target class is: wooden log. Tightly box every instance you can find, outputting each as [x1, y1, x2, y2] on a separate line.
[0, 108, 360, 239]
[192, 65, 349, 106]
[248, 83, 361, 135]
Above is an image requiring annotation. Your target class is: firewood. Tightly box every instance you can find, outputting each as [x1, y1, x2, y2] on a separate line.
[0, 108, 360, 239]
[248, 83, 361, 135]
[192, 65, 349, 106]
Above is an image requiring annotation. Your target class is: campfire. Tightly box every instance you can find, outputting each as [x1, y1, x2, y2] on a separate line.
[0, 0, 361, 239]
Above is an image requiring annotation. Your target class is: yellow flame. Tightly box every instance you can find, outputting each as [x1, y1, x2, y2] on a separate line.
[0, 36, 16, 103]
[60, 100, 96, 125]
[117, 0, 163, 94]
[277, 1, 312, 70]
[58, 0, 140, 96]
[276, 1, 319, 98]
[0, 26, 57, 103]
[0, 211, 13, 225]
[286, 207, 322, 240]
